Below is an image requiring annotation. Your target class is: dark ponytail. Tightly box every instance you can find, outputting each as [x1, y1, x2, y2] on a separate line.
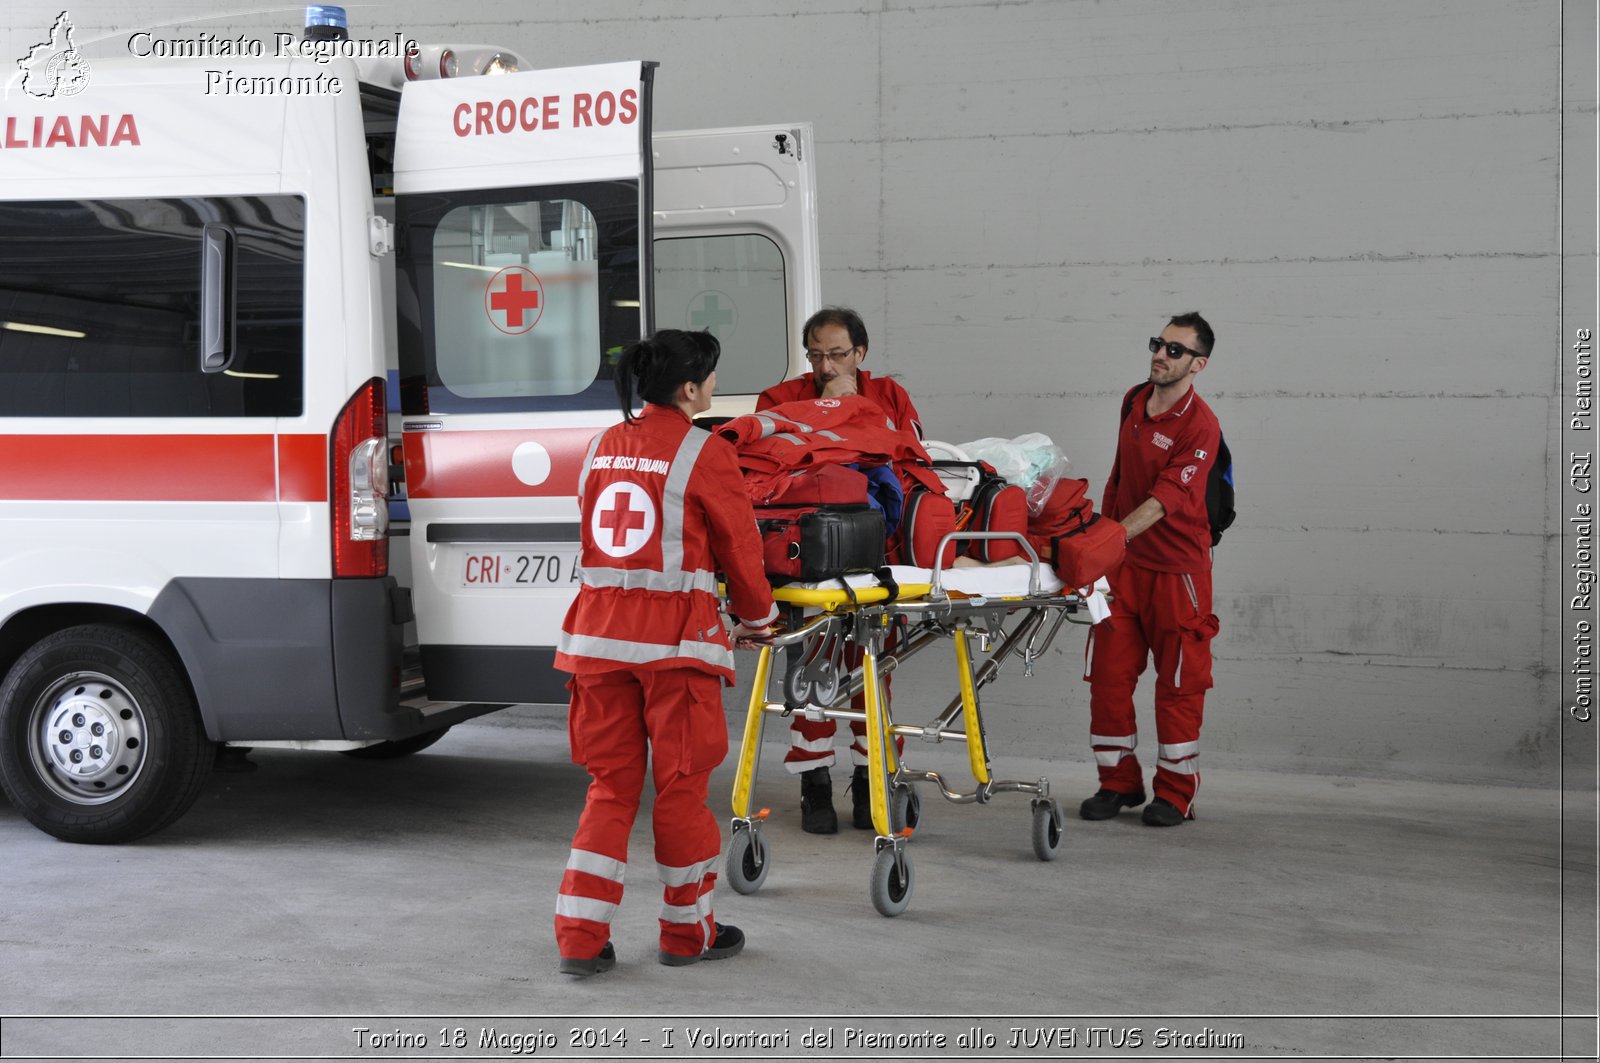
[614, 329, 722, 422]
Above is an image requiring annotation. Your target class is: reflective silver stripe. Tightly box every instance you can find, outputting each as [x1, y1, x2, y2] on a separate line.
[567, 849, 625, 882]
[582, 566, 719, 595]
[755, 412, 815, 437]
[1158, 757, 1200, 776]
[790, 732, 835, 754]
[657, 855, 717, 888]
[1159, 740, 1200, 760]
[1181, 573, 1200, 611]
[773, 432, 807, 446]
[577, 429, 607, 506]
[1090, 733, 1137, 749]
[660, 902, 703, 924]
[559, 633, 734, 672]
[1094, 749, 1135, 767]
[815, 430, 844, 442]
[660, 428, 709, 577]
[743, 601, 780, 628]
[555, 894, 618, 923]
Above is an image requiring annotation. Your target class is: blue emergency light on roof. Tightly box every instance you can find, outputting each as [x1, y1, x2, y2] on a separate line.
[303, 5, 349, 39]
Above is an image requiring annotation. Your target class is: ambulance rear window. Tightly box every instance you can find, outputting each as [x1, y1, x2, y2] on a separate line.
[395, 181, 638, 414]
[0, 196, 304, 418]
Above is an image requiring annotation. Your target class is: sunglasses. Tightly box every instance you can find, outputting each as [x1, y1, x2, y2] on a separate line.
[1149, 336, 1205, 360]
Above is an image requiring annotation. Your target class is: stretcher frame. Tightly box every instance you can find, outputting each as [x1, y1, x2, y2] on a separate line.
[725, 532, 1096, 916]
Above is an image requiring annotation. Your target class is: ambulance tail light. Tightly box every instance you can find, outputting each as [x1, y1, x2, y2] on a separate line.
[403, 44, 525, 81]
[331, 378, 389, 578]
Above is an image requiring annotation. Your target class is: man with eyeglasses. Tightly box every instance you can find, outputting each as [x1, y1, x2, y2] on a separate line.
[1080, 311, 1223, 828]
[756, 306, 923, 834]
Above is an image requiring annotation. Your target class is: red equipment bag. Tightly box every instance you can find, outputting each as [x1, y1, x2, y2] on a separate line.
[966, 466, 1029, 562]
[1027, 478, 1124, 588]
[895, 487, 958, 568]
[757, 504, 886, 582]
[756, 463, 871, 507]
[1049, 513, 1125, 589]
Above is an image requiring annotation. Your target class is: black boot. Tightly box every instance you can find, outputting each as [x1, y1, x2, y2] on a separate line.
[799, 766, 838, 834]
[850, 765, 873, 829]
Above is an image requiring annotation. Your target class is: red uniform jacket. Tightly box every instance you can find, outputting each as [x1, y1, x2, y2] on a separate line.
[1103, 383, 1222, 574]
[556, 404, 777, 683]
[757, 369, 924, 439]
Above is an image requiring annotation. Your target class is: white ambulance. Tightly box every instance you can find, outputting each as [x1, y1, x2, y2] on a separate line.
[0, 37, 818, 842]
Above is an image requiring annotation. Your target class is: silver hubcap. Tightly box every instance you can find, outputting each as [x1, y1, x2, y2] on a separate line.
[29, 671, 147, 804]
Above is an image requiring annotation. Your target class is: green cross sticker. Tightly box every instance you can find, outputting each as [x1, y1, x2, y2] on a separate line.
[689, 290, 736, 338]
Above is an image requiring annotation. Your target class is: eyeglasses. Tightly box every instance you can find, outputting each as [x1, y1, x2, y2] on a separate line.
[1149, 337, 1205, 360]
[805, 347, 859, 365]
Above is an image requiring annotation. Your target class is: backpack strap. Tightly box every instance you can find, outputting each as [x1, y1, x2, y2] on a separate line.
[1120, 381, 1152, 424]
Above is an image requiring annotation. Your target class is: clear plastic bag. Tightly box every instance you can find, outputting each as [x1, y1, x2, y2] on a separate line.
[958, 433, 1071, 514]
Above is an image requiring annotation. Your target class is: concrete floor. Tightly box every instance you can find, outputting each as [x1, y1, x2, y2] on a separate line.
[0, 706, 1594, 1061]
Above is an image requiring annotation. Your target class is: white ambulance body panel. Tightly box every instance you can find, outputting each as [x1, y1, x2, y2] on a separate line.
[0, 47, 818, 841]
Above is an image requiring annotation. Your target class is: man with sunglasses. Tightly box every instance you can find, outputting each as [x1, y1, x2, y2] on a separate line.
[1080, 312, 1223, 828]
[756, 306, 923, 834]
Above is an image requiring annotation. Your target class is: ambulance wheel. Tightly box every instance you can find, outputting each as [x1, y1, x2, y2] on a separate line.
[890, 784, 922, 833]
[0, 625, 213, 844]
[341, 726, 451, 760]
[1031, 798, 1063, 862]
[725, 830, 769, 895]
[869, 848, 914, 917]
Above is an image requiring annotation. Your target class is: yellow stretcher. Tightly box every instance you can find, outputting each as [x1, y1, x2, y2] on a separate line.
[725, 533, 1100, 917]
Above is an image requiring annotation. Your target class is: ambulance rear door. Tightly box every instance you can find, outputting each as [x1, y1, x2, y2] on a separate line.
[393, 61, 655, 704]
[651, 124, 819, 413]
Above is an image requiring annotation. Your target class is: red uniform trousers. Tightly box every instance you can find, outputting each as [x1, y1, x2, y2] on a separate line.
[1084, 561, 1218, 816]
[554, 668, 727, 962]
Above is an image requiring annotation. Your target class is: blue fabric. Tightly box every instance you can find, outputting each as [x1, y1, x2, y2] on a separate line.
[853, 464, 905, 536]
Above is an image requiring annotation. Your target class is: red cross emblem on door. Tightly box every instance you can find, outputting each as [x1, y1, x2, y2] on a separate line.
[591, 482, 657, 558]
[485, 266, 545, 335]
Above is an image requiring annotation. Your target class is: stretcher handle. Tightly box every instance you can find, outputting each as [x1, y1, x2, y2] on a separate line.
[929, 532, 1044, 600]
[761, 611, 839, 650]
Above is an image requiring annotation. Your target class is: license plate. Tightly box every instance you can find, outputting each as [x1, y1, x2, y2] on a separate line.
[460, 547, 583, 588]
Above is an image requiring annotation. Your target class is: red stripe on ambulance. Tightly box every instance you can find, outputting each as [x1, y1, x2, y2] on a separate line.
[403, 427, 600, 499]
[0, 434, 326, 501]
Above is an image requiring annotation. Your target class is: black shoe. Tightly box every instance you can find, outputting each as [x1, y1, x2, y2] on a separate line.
[1078, 788, 1146, 820]
[1141, 797, 1193, 827]
[558, 941, 616, 978]
[659, 923, 745, 966]
[800, 766, 838, 834]
[849, 766, 873, 830]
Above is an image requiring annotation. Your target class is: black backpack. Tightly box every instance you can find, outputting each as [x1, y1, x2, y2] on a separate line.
[1121, 383, 1235, 547]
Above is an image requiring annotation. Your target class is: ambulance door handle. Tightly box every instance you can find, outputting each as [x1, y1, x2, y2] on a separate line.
[199, 223, 237, 374]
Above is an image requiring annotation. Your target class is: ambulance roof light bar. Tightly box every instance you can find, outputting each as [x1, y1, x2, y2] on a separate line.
[356, 43, 524, 89]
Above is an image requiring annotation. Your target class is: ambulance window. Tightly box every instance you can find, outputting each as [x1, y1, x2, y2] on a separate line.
[652, 234, 789, 395]
[395, 181, 638, 413]
[0, 196, 304, 418]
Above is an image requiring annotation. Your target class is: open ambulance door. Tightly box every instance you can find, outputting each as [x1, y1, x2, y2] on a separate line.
[650, 124, 820, 413]
[392, 65, 818, 706]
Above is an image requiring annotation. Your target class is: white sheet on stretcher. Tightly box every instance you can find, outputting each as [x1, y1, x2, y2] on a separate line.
[798, 566, 1114, 623]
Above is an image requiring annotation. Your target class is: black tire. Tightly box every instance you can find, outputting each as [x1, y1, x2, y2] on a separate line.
[725, 829, 770, 895]
[1031, 798, 1063, 862]
[340, 726, 451, 760]
[869, 847, 914, 917]
[0, 625, 213, 844]
[890, 784, 922, 834]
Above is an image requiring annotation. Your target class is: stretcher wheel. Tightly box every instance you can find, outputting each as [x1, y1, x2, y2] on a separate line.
[890, 784, 921, 833]
[1031, 798, 1063, 862]
[726, 830, 770, 895]
[869, 848, 914, 917]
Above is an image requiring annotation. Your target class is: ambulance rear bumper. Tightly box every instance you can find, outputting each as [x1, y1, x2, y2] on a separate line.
[150, 576, 444, 743]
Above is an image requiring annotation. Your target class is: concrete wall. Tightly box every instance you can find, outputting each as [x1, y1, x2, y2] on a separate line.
[3, 1, 1585, 783]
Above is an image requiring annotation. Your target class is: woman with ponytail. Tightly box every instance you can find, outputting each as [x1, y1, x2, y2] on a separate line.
[552, 329, 776, 977]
